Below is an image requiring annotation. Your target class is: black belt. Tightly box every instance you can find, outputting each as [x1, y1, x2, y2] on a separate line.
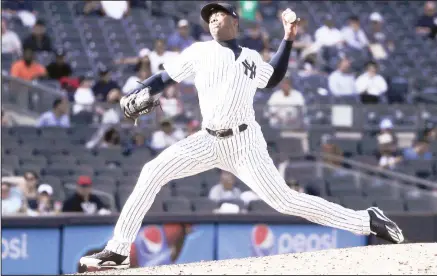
[206, 124, 248, 138]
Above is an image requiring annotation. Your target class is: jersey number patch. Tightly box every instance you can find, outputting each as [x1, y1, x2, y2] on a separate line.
[242, 59, 256, 79]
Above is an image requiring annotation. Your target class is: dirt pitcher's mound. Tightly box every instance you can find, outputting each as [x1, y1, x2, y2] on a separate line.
[79, 243, 437, 275]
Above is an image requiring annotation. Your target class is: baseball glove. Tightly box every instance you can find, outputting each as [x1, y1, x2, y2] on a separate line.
[120, 82, 161, 125]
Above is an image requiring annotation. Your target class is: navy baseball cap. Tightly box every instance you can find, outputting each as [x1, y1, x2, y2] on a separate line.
[200, 2, 239, 23]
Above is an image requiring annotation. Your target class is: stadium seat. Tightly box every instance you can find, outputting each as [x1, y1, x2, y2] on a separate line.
[92, 179, 118, 195]
[173, 185, 202, 198]
[95, 168, 124, 178]
[164, 197, 192, 213]
[248, 200, 277, 214]
[341, 196, 373, 209]
[2, 155, 20, 168]
[191, 198, 217, 213]
[47, 155, 77, 166]
[405, 196, 437, 212]
[43, 165, 72, 177]
[362, 184, 400, 197]
[373, 198, 405, 212]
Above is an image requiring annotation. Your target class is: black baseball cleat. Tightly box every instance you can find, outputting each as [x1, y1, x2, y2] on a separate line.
[79, 249, 130, 270]
[367, 207, 404, 244]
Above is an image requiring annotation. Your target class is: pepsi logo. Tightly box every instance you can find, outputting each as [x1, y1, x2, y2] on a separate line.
[251, 224, 275, 256]
[140, 225, 163, 254]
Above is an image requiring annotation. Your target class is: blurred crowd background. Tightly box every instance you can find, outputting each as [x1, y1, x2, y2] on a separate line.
[2, 0, 437, 218]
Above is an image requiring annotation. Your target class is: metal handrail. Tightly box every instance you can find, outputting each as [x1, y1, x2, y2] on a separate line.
[1, 73, 66, 116]
[312, 152, 437, 189]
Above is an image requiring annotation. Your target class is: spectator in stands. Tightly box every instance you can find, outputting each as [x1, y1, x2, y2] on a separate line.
[377, 118, 398, 146]
[1, 19, 22, 55]
[240, 22, 268, 52]
[114, 48, 152, 74]
[167, 19, 195, 52]
[73, 76, 95, 115]
[46, 50, 73, 80]
[2, 181, 24, 215]
[82, 0, 105, 16]
[261, 48, 272, 62]
[291, 18, 314, 60]
[328, 58, 356, 97]
[416, 1, 437, 40]
[185, 119, 201, 137]
[62, 176, 110, 214]
[26, 183, 57, 215]
[422, 122, 437, 143]
[92, 65, 121, 102]
[314, 15, 344, 48]
[355, 61, 388, 104]
[403, 139, 434, 161]
[238, 0, 258, 22]
[367, 12, 395, 60]
[122, 68, 151, 95]
[18, 170, 40, 201]
[341, 16, 369, 50]
[192, 18, 213, 42]
[150, 118, 185, 152]
[1, 109, 15, 126]
[2, 0, 37, 28]
[377, 119, 398, 169]
[267, 77, 305, 127]
[36, 97, 70, 128]
[126, 132, 148, 152]
[10, 47, 47, 81]
[208, 171, 242, 203]
[23, 19, 53, 52]
[149, 39, 178, 74]
[298, 54, 321, 77]
[320, 134, 345, 175]
[99, 127, 121, 149]
[100, 0, 130, 20]
[256, 0, 280, 23]
[100, 89, 123, 124]
[159, 84, 184, 120]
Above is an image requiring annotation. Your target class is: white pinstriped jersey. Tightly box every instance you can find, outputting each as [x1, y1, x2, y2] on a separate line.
[163, 40, 274, 130]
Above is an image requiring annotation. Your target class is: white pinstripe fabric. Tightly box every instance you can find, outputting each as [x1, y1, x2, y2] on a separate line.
[106, 122, 371, 256]
[105, 40, 371, 257]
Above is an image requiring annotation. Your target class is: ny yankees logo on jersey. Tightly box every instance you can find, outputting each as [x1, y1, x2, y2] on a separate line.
[242, 59, 256, 79]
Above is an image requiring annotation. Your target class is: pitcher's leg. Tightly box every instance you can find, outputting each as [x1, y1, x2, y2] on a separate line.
[106, 132, 217, 256]
[233, 145, 371, 236]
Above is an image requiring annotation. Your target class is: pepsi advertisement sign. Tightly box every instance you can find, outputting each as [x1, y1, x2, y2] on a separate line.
[61, 224, 215, 274]
[217, 224, 368, 260]
[2, 228, 60, 275]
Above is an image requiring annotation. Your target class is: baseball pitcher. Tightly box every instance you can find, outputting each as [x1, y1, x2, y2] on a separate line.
[80, 2, 403, 270]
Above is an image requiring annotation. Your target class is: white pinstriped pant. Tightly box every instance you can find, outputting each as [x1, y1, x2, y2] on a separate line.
[106, 121, 371, 256]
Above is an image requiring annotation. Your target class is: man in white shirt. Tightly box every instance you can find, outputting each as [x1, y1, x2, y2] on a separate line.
[122, 68, 151, 95]
[267, 77, 305, 127]
[150, 118, 185, 151]
[355, 61, 388, 104]
[314, 15, 344, 48]
[1, 19, 22, 55]
[328, 58, 356, 97]
[341, 16, 369, 50]
[100, 1, 129, 20]
[73, 76, 95, 114]
[208, 170, 242, 202]
[149, 39, 179, 74]
[36, 97, 70, 128]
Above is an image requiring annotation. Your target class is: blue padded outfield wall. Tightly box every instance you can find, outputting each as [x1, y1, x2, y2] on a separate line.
[2, 224, 366, 275]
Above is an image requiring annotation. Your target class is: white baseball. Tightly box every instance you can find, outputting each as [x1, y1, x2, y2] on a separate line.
[283, 9, 297, 23]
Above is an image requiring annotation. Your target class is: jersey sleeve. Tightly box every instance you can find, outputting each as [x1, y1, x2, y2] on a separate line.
[256, 55, 274, 89]
[163, 42, 200, 83]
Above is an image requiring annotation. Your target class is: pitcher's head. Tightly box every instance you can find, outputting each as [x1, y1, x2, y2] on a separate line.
[201, 2, 239, 41]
